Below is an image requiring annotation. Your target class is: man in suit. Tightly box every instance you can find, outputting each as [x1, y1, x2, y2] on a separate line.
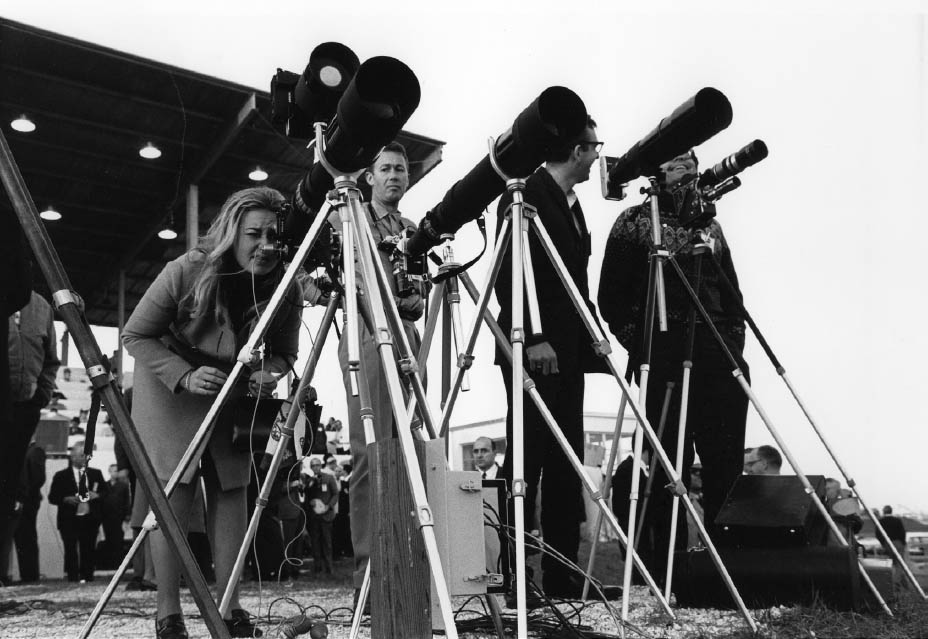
[48, 441, 107, 582]
[494, 116, 605, 598]
[472, 437, 501, 480]
[2, 290, 59, 583]
[13, 440, 46, 583]
[0, 215, 32, 560]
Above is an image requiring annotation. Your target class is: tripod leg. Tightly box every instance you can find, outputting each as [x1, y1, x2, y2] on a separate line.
[707, 249, 927, 600]
[661, 250, 703, 600]
[81, 528, 147, 637]
[582, 398, 627, 600]
[454, 271, 674, 618]
[218, 292, 340, 616]
[445, 274, 471, 392]
[664, 363, 691, 601]
[359, 218, 436, 439]
[509, 189, 531, 639]
[438, 219, 511, 437]
[666, 253, 894, 616]
[337, 200, 364, 398]
[349, 562, 372, 639]
[622, 423, 646, 622]
[529, 218, 759, 632]
[484, 592, 507, 639]
[736, 375, 894, 615]
[416, 281, 446, 382]
[782, 372, 927, 599]
[523, 383, 674, 619]
[520, 225, 543, 337]
[633, 381, 674, 549]
[348, 194, 459, 637]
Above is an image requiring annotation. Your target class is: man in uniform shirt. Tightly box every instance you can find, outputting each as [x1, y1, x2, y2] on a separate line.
[327, 142, 426, 592]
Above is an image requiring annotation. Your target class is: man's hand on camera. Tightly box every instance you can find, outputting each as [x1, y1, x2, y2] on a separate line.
[527, 342, 559, 375]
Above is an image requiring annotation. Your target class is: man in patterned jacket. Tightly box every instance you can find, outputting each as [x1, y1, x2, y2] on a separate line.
[597, 149, 750, 585]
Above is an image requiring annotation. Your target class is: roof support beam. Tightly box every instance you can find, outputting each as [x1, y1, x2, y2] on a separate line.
[188, 93, 257, 183]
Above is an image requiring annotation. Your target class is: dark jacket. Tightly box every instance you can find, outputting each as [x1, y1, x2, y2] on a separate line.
[102, 479, 131, 521]
[48, 465, 107, 530]
[8, 291, 59, 405]
[598, 197, 746, 370]
[494, 167, 606, 374]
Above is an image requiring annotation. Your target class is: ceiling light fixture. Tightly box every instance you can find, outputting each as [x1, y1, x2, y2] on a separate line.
[11, 114, 36, 133]
[157, 211, 177, 240]
[139, 142, 162, 159]
[40, 206, 61, 221]
[248, 166, 269, 182]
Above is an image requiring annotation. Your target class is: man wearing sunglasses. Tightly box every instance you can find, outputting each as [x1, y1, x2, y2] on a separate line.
[494, 115, 608, 599]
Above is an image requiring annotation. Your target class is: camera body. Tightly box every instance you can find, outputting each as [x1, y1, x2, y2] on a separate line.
[599, 155, 627, 201]
[378, 228, 427, 298]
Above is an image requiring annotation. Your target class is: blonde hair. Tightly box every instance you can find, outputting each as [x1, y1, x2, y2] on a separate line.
[188, 186, 286, 322]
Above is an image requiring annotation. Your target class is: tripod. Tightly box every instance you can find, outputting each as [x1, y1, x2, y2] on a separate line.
[695, 243, 926, 601]
[217, 291, 341, 618]
[660, 248, 894, 614]
[608, 180, 896, 613]
[311, 137, 466, 636]
[421, 246, 670, 636]
[434, 151, 758, 636]
[0, 127, 232, 639]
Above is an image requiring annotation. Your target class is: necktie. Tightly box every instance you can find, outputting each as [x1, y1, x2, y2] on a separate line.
[482, 472, 486, 480]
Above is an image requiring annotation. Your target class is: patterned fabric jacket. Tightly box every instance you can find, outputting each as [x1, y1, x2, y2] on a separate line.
[597, 196, 746, 366]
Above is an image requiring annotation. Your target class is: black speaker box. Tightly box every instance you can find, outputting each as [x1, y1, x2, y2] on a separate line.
[673, 546, 861, 610]
[714, 474, 828, 548]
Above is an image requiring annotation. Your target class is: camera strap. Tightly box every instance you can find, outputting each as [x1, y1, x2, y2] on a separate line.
[83, 390, 102, 461]
[430, 215, 488, 284]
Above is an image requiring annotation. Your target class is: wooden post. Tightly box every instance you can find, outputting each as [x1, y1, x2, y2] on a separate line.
[369, 438, 431, 638]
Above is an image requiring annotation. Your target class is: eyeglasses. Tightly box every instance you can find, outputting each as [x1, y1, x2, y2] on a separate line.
[578, 141, 604, 153]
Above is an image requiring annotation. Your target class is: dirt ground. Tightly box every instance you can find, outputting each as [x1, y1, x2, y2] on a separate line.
[0, 573, 753, 639]
[2, 543, 924, 638]
[0, 543, 750, 639]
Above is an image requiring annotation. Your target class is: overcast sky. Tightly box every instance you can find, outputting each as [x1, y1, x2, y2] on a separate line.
[10, 0, 928, 512]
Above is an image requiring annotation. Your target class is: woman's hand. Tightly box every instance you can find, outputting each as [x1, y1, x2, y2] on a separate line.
[185, 366, 229, 395]
[248, 370, 280, 398]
